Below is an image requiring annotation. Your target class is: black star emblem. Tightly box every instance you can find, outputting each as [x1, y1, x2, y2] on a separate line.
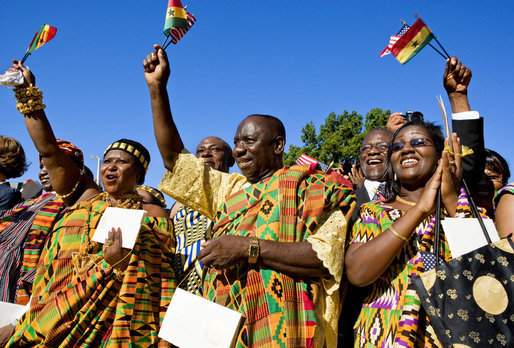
[168, 8, 175, 16]
[411, 40, 419, 48]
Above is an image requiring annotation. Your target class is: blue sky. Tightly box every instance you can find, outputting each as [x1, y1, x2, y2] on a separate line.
[1, 1, 513, 206]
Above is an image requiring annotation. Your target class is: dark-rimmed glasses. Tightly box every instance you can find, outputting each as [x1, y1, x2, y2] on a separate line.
[360, 142, 389, 153]
[390, 138, 433, 152]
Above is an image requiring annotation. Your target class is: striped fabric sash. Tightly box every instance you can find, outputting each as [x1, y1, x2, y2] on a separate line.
[0, 192, 64, 303]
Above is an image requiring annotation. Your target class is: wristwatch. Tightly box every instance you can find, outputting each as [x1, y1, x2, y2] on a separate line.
[248, 237, 260, 264]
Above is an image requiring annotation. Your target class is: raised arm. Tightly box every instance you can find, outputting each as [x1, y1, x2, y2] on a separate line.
[11, 61, 98, 205]
[444, 56, 485, 185]
[444, 56, 472, 113]
[143, 44, 184, 171]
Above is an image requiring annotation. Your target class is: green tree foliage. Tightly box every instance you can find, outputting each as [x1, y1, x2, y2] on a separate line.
[284, 108, 390, 166]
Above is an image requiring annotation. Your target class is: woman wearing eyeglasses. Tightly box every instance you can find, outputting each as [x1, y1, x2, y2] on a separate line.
[345, 120, 475, 347]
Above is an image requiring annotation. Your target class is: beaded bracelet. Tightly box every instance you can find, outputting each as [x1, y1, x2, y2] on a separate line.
[14, 85, 46, 115]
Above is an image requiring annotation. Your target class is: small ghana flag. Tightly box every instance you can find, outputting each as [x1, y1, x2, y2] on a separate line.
[26, 24, 57, 54]
[390, 19, 434, 64]
[163, 0, 196, 45]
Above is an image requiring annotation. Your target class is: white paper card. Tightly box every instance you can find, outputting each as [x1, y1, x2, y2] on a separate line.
[92, 207, 146, 249]
[159, 288, 244, 348]
[442, 218, 499, 258]
[0, 301, 26, 326]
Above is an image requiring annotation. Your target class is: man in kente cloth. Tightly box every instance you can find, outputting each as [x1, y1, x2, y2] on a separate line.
[144, 45, 355, 347]
[169, 136, 235, 295]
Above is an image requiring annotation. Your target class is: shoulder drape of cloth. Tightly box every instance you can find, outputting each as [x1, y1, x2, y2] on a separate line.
[206, 165, 355, 348]
[0, 192, 64, 303]
[7, 197, 176, 347]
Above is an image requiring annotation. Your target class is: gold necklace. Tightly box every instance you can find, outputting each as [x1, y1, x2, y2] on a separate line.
[96, 191, 143, 210]
[396, 195, 417, 206]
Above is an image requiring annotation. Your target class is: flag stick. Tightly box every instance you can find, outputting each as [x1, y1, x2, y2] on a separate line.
[21, 52, 30, 64]
[163, 40, 173, 50]
[427, 43, 448, 60]
[162, 35, 170, 49]
[433, 37, 451, 59]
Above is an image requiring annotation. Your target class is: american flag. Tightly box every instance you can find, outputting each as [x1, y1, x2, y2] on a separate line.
[168, 12, 196, 45]
[296, 154, 330, 172]
[379, 24, 409, 57]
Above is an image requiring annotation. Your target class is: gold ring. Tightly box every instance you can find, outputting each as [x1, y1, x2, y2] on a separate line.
[104, 240, 114, 248]
[449, 160, 455, 166]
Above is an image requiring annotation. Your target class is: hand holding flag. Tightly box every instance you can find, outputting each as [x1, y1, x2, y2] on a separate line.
[22, 24, 57, 63]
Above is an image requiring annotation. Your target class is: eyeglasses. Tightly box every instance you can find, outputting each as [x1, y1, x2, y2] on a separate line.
[390, 138, 433, 152]
[360, 142, 389, 153]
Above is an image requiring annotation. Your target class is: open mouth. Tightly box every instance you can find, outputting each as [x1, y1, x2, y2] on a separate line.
[237, 159, 252, 170]
[400, 158, 419, 167]
[105, 174, 118, 182]
[366, 159, 383, 166]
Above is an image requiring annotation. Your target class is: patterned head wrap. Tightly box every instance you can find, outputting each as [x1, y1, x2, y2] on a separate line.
[40, 139, 84, 169]
[103, 139, 150, 174]
[137, 185, 167, 208]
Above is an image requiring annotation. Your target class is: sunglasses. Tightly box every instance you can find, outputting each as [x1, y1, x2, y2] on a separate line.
[390, 138, 433, 152]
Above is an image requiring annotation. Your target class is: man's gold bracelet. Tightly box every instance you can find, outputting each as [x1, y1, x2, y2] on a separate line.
[248, 237, 260, 264]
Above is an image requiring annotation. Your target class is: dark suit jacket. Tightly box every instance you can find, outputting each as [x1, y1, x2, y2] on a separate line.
[351, 186, 371, 223]
[452, 117, 484, 185]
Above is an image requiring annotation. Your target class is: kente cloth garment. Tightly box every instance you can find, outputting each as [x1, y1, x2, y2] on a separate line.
[0, 192, 64, 303]
[159, 151, 356, 348]
[172, 205, 212, 295]
[8, 197, 175, 347]
[350, 189, 484, 348]
[494, 182, 514, 209]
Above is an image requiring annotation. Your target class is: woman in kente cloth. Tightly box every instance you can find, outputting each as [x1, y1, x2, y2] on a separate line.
[0, 140, 82, 306]
[345, 121, 485, 347]
[4, 60, 175, 347]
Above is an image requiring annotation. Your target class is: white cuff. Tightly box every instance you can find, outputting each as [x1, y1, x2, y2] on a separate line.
[452, 111, 480, 120]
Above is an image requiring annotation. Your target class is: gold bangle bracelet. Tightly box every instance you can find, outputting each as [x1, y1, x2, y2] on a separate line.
[389, 225, 408, 242]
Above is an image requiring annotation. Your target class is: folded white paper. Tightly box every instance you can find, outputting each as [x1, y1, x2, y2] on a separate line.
[0, 301, 27, 326]
[159, 288, 244, 348]
[442, 218, 499, 258]
[92, 207, 146, 249]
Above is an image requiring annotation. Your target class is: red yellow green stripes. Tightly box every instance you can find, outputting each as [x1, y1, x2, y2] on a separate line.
[26, 24, 57, 54]
[164, 0, 189, 35]
[391, 19, 434, 64]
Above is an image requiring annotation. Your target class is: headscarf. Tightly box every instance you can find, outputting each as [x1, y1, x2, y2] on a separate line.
[39, 139, 84, 169]
[103, 139, 150, 174]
